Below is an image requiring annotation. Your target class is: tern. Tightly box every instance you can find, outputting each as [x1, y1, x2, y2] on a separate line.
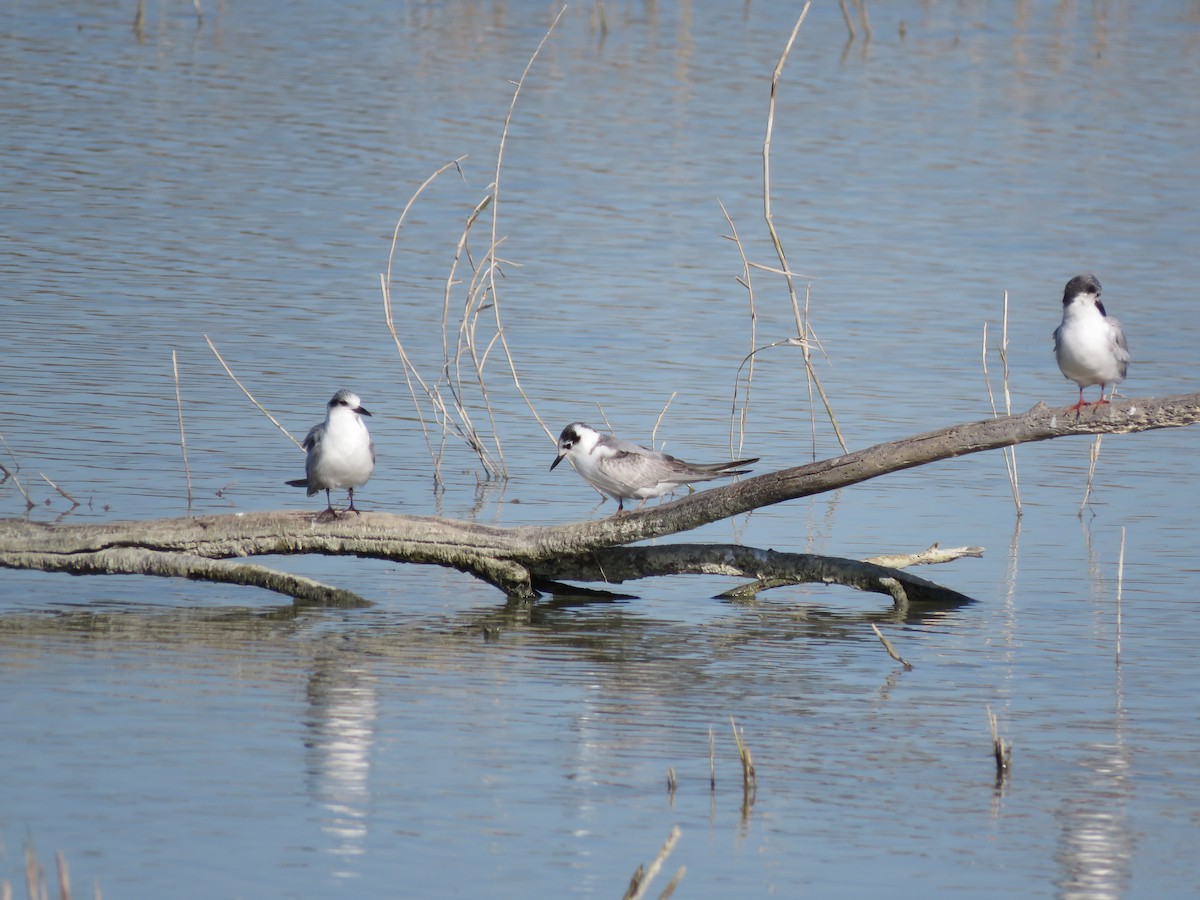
[550, 421, 758, 514]
[286, 389, 375, 516]
[1053, 274, 1129, 412]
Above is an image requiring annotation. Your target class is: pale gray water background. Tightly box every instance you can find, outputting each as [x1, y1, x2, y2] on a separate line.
[2, 1, 1199, 896]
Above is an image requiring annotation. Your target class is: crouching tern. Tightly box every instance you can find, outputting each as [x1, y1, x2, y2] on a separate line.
[1053, 274, 1129, 412]
[286, 389, 375, 516]
[550, 421, 758, 514]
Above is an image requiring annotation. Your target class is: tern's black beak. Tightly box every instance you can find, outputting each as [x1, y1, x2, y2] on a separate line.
[356, 406, 372, 417]
[549, 453, 565, 471]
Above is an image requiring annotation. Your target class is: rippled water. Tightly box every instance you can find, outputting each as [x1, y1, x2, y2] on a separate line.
[3, 1, 1200, 897]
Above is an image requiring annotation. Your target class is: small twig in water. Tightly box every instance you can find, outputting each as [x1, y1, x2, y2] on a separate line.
[709, 726, 716, 791]
[39, 474, 79, 509]
[870, 623, 913, 670]
[1080, 434, 1103, 515]
[0, 434, 35, 511]
[986, 705, 1012, 781]
[172, 349, 193, 508]
[55, 850, 71, 900]
[730, 715, 756, 794]
[203, 336, 302, 451]
[984, 296, 1022, 513]
[839, 0, 855, 39]
[623, 826, 683, 900]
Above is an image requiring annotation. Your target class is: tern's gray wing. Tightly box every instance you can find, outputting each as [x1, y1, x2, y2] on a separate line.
[300, 423, 323, 451]
[601, 449, 686, 489]
[612, 451, 749, 487]
[599, 433, 663, 458]
[1108, 316, 1131, 376]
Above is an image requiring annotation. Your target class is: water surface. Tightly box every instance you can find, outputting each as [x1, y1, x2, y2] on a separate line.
[2, 1, 1199, 897]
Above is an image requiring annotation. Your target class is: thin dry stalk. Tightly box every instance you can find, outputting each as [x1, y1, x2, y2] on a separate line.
[651, 393, 677, 448]
[666, 767, 677, 798]
[870, 623, 913, 670]
[761, 3, 847, 455]
[39, 474, 79, 509]
[709, 726, 716, 791]
[1116, 526, 1126, 661]
[55, 851, 70, 900]
[854, 0, 873, 40]
[203, 336, 302, 451]
[477, 6, 565, 452]
[1080, 434, 1103, 515]
[999, 292, 1021, 509]
[24, 847, 41, 900]
[590, 0, 608, 37]
[0, 435, 34, 511]
[659, 867, 686, 900]
[381, 155, 468, 482]
[729, 715, 757, 794]
[982, 314, 1021, 514]
[986, 705, 1012, 780]
[172, 349, 193, 507]
[623, 826, 682, 900]
[718, 200, 757, 457]
[838, 0, 855, 39]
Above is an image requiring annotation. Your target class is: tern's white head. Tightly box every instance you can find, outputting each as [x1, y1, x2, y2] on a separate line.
[550, 422, 598, 471]
[327, 389, 372, 419]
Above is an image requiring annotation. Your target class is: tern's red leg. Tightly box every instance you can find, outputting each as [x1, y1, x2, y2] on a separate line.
[1067, 386, 1093, 413]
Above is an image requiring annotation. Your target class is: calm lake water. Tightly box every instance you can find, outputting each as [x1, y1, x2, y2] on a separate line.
[3, 1, 1200, 897]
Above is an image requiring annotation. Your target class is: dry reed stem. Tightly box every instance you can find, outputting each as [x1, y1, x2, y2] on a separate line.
[203, 336, 302, 451]
[854, 0, 873, 40]
[590, 0, 608, 38]
[870, 623, 913, 670]
[982, 314, 1021, 514]
[172, 349, 193, 507]
[1116, 526, 1125, 661]
[651, 394, 677, 448]
[999, 291, 1021, 510]
[0, 435, 34, 511]
[1080, 434, 1103, 515]
[987, 705, 1012, 779]
[380, 156, 470, 483]
[24, 846, 45, 900]
[839, 0, 855, 39]
[624, 826, 682, 900]
[55, 851, 70, 900]
[761, 3, 848, 455]
[718, 200, 757, 457]
[38, 474, 79, 509]
[478, 7, 565, 452]
[729, 715, 756, 794]
[709, 726, 716, 790]
[659, 867, 686, 900]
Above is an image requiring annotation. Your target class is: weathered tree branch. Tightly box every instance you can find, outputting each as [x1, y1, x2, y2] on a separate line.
[2, 394, 1197, 603]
